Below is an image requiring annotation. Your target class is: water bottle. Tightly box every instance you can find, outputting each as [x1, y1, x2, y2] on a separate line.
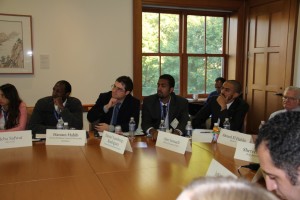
[223, 118, 230, 130]
[63, 122, 69, 130]
[159, 120, 166, 132]
[56, 117, 64, 129]
[258, 121, 265, 130]
[212, 123, 220, 143]
[185, 121, 193, 137]
[128, 117, 136, 140]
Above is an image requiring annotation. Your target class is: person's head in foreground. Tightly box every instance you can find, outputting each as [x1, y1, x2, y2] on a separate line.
[255, 111, 300, 200]
[176, 176, 278, 200]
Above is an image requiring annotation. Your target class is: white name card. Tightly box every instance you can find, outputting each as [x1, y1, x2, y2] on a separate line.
[192, 129, 213, 143]
[0, 130, 32, 149]
[156, 131, 192, 154]
[100, 131, 132, 154]
[206, 159, 237, 178]
[46, 129, 86, 146]
[217, 129, 252, 148]
[234, 141, 259, 163]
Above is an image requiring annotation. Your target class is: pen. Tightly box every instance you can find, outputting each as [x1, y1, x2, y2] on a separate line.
[200, 131, 212, 133]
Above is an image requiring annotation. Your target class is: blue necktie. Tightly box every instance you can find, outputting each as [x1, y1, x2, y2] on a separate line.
[111, 103, 121, 125]
[162, 105, 167, 120]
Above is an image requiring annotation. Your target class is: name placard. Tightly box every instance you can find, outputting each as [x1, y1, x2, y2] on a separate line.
[206, 159, 237, 178]
[46, 129, 86, 146]
[234, 141, 259, 163]
[217, 129, 252, 148]
[100, 131, 132, 154]
[0, 130, 32, 149]
[156, 131, 192, 154]
[192, 129, 213, 143]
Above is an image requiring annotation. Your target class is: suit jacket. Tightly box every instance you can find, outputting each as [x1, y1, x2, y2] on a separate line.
[87, 91, 140, 132]
[142, 93, 189, 135]
[27, 96, 83, 136]
[192, 96, 249, 132]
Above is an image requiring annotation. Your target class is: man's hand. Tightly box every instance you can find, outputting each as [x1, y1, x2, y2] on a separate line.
[95, 123, 109, 132]
[216, 95, 227, 111]
[172, 129, 181, 136]
[53, 97, 64, 110]
[104, 98, 119, 110]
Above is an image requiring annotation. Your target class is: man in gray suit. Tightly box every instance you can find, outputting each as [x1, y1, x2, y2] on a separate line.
[142, 74, 189, 140]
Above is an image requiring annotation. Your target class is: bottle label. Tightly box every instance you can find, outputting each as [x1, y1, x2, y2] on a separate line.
[129, 124, 135, 132]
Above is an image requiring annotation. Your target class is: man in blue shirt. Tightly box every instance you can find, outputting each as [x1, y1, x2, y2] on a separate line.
[206, 77, 226, 102]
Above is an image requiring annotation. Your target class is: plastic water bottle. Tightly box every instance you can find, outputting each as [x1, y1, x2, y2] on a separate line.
[223, 118, 230, 130]
[185, 121, 193, 137]
[63, 122, 69, 130]
[128, 117, 136, 140]
[159, 120, 166, 132]
[56, 117, 64, 129]
[212, 123, 220, 143]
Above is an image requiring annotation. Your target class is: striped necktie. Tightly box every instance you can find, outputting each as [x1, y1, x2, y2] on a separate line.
[111, 103, 121, 125]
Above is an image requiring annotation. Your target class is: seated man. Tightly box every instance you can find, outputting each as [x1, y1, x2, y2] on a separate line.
[28, 80, 83, 137]
[192, 80, 249, 132]
[206, 77, 226, 103]
[87, 76, 140, 133]
[142, 74, 189, 140]
[255, 111, 300, 200]
[269, 86, 300, 119]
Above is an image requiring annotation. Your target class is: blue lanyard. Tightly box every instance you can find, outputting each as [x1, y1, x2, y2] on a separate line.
[54, 110, 61, 121]
[3, 109, 8, 123]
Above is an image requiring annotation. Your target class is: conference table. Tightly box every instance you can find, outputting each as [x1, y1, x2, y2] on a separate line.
[0, 133, 257, 200]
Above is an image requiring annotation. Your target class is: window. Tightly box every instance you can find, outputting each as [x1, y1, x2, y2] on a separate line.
[141, 8, 226, 97]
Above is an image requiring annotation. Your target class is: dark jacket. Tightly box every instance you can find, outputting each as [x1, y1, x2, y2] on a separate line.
[192, 96, 249, 132]
[87, 91, 140, 132]
[27, 96, 83, 136]
[141, 92, 189, 135]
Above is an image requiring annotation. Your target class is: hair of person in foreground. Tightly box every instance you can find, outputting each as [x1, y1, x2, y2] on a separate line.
[176, 176, 279, 200]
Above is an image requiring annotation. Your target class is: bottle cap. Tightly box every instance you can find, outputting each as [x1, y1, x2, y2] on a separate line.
[214, 123, 219, 126]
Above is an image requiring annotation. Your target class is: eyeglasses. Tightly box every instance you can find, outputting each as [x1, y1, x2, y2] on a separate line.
[111, 84, 125, 93]
[282, 96, 298, 101]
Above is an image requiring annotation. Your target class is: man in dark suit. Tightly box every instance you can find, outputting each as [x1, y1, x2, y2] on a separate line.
[28, 80, 83, 137]
[142, 74, 189, 140]
[192, 80, 249, 132]
[87, 76, 140, 133]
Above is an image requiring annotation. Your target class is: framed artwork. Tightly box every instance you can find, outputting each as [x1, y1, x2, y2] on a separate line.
[0, 14, 33, 74]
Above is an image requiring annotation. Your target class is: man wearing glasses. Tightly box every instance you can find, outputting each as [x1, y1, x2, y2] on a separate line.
[192, 80, 249, 132]
[269, 86, 300, 119]
[87, 76, 140, 133]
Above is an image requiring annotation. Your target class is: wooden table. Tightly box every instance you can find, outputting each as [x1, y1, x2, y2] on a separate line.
[0, 134, 256, 200]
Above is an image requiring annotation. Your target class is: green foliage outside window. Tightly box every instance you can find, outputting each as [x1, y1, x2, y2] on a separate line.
[142, 11, 224, 96]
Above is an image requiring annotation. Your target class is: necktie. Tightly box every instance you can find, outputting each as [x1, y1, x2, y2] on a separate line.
[111, 103, 121, 125]
[162, 105, 167, 120]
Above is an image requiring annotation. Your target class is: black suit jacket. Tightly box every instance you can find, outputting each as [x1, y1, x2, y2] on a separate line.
[87, 91, 140, 132]
[192, 96, 249, 132]
[28, 96, 83, 136]
[141, 93, 189, 135]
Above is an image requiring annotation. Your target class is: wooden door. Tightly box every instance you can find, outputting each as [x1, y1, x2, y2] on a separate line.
[245, 0, 296, 134]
